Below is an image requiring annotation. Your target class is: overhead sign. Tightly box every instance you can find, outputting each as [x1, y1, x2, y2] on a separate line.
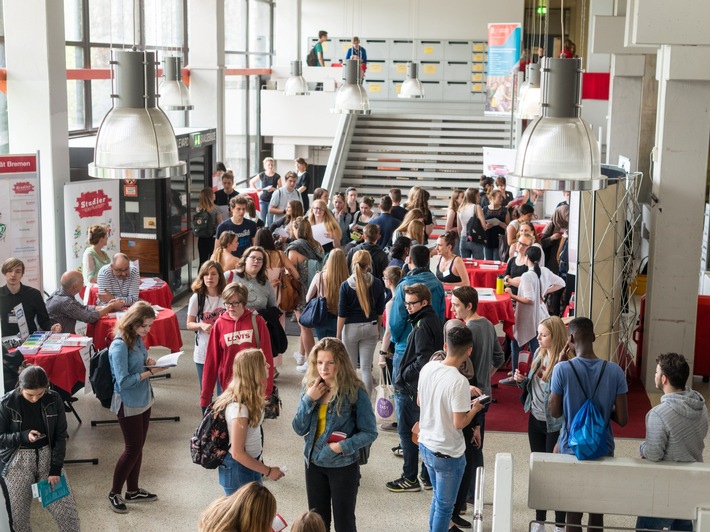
[486, 23, 522, 116]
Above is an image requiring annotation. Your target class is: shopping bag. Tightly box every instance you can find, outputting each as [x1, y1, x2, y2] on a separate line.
[375, 370, 396, 424]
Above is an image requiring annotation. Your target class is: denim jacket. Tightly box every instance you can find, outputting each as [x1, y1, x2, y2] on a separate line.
[520, 351, 562, 433]
[292, 387, 377, 468]
[109, 337, 152, 408]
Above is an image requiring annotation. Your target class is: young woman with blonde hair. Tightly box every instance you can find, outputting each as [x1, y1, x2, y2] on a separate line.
[445, 188, 464, 233]
[291, 510, 327, 532]
[270, 199, 304, 248]
[292, 338, 377, 532]
[82, 224, 111, 283]
[211, 231, 240, 273]
[404, 186, 434, 240]
[305, 248, 349, 342]
[457, 188, 487, 259]
[513, 315, 570, 531]
[198, 482, 277, 532]
[212, 349, 284, 495]
[307, 199, 342, 252]
[336, 250, 386, 395]
[196, 187, 223, 265]
[392, 208, 424, 245]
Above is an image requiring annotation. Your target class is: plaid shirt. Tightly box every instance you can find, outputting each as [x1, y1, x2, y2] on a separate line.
[46, 287, 99, 334]
[96, 265, 140, 305]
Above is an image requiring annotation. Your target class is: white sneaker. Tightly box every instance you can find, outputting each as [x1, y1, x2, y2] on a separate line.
[554, 527, 565, 532]
[293, 352, 305, 365]
[530, 523, 546, 532]
[295, 362, 308, 373]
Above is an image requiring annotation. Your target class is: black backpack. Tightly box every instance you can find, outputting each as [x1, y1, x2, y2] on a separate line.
[466, 213, 487, 244]
[89, 346, 113, 409]
[190, 402, 230, 469]
[192, 209, 213, 238]
[306, 46, 318, 66]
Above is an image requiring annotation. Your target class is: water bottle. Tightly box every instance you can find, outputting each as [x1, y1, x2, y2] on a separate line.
[496, 276, 505, 295]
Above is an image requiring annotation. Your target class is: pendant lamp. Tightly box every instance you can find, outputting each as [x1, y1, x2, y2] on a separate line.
[159, 55, 193, 111]
[284, 60, 310, 96]
[516, 62, 541, 119]
[89, 50, 186, 179]
[508, 57, 606, 191]
[331, 59, 371, 115]
[398, 62, 425, 99]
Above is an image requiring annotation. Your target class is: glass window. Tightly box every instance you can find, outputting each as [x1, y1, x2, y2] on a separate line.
[225, 0, 247, 52]
[67, 81, 86, 131]
[224, 76, 248, 179]
[248, 0, 271, 58]
[89, 0, 135, 46]
[64, 0, 83, 42]
[91, 79, 112, 129]
[145, 0, 184, 49]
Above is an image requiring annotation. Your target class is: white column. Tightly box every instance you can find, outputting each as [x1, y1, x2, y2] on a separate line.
[3, 0, 70, 292]
[642, 45, 710, 387]
[188, 0, 225, 161]
[605, 55, 645, 169]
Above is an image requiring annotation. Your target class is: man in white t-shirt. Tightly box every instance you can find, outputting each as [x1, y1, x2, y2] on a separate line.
[418, 325, 486, 532]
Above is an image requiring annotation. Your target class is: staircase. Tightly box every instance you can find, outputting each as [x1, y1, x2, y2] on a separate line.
[332, 112, 515, 221]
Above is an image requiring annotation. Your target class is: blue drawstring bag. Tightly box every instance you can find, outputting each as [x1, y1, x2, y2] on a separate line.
[567, 360, 608, 460]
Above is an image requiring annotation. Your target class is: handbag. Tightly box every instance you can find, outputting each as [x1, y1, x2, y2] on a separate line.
[276, 269, 301, 313]
[498, 233, 510, 263]
[298, 273, 329, 328]
[350, 403, 372, 466]
[375, 370, 396, 424]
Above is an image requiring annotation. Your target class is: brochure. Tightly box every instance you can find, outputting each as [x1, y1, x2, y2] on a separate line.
[146, 351, 184, 368]
[31, 475, 70, 508]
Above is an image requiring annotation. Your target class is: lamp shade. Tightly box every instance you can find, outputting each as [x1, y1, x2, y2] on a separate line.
[332, 59, 371, 115]
[284, 60, 309, 96]
[159, 55, 193, 111]
[516, 62, 541, 119]
[508, 58, 606, 191]
[398, 62, 425, 99]
[89, 50, 186, 179]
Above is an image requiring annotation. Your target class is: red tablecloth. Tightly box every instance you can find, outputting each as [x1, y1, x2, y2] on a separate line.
[24, 342, 87, 395]
[81, 278, 173, 308]
[88, 309, 182, 352]
[237, 189, 261, 211]
[445, 292, 515, 338]
[462, 260, 507, 289]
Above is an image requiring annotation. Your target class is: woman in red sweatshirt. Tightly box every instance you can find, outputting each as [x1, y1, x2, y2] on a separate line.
[200, 283, 273, 408]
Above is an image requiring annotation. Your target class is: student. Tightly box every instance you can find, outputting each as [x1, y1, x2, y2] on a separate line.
[250, 158, 282, 225]
[291, 510, 327, 532]
[314, 31, 328, 67]
[211, 349, 285, 495]
[295, 158, 312, 212]
[268, 171, 303, 226]
[389, 188, 407, 221]
[418, 325, 486, 532]
[346, 224, 390, 281]
[635, 352, 707, 531]
[549, 317, 629, 532]
[198, 482, 277, 532]
[215, 196, 259, 259]
[215, 170, 239, 220]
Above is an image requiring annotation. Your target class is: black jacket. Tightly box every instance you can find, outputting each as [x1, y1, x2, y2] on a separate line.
[395, 305, 443, 396]
[346, 242, 390, 280]
[0, 388, 68, 476]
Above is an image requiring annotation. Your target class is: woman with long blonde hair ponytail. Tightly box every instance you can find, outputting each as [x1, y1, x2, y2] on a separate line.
[336, 249, 387, 395]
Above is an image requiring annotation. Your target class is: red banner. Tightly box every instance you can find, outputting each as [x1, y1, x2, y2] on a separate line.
[582, 72, 611, 101]
[0, 155, 37, 174]
[74, 190, 113, 219]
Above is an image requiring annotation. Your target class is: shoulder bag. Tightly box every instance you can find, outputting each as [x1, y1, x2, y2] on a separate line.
[298, 272, 329, 328]
[276, 268, 301, 313]
[250, 312, 281, 419]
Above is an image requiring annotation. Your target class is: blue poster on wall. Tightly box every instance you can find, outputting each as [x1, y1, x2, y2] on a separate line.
[486, 23, 521, 115]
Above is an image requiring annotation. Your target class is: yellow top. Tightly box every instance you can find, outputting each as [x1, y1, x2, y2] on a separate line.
[315, 404, 328, 439]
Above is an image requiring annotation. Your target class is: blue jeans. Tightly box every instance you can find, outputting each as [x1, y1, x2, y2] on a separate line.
[511, 337, 540, 373]
[218, 453, 262, 496]
[259, 200, 270, 224]
[484, 246, 500, 261]
[313, 314, 337, 340]
[460, 240, 485, 259]
[635, 516, 692, 531]
[420, 443, 466, 532]
[395, 393, 428, 481]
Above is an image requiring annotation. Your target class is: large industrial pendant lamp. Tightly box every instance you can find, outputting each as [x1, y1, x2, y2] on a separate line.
[508, 57, 606, 191]
[284, 60, 310, 96]
[89, 49, 186, 179]
[332, 59, 371, 115]
[399, 62, 425, 99]
[516, 62, 541, 119]
[159, 55, 193, 111]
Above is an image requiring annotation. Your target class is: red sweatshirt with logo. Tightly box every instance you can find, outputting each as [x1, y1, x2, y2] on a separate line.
[200, 308, 273, 407]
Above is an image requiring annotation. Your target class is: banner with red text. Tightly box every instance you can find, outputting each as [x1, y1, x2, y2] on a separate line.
[486, 23, 521, 115]
[64, 180, 120, 275]
[0, 154, 41, 290]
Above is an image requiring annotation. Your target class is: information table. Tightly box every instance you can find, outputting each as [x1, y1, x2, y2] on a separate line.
[445, 291, 515, 338]
[88, 309, 182, 352]
[82, 277, 173, 309]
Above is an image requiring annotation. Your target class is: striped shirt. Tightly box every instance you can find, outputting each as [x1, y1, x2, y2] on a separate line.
[46, 287, 99, 334]
[97, 265, 140, 306]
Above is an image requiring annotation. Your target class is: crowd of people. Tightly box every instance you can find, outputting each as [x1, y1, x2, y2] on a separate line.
[0, 164, 706, 532]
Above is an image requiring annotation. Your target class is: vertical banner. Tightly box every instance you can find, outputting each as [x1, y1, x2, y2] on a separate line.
[0, 154, 41, 290]
[486, 23, 521, 115]
[64, 180, 121, 275]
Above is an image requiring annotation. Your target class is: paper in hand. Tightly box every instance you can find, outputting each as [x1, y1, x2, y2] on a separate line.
[146, 351, 184, 368]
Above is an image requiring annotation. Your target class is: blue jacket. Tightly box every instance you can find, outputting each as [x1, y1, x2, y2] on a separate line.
[292, 387, 377, 468]
[109, 337, 152, 408]
[388, 268, 445, 356]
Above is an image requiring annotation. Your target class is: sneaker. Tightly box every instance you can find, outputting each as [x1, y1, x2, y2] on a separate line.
[391, 445, 403, 457]
[451, 514, 472, 528]
[108, 492, 128, 513]
[379, 422, 398, 431]
[418, 474, 432, 490]
[124, 488, 158, 502]
[293, 352, 305, 365]
[554, 528, 565, 532]
[295, 362, 308, 373]
[385, 475, 421, 492]
[530, 523, 546, 532]
[499, 377, 516, 385]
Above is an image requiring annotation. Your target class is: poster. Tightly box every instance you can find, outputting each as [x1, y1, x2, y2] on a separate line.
[0, 154, 42, 290]
[486, 23, 521, 115]
[64, 180, 121, 275]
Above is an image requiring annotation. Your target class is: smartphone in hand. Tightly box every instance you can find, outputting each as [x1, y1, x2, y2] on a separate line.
[474, 394, 492, 406]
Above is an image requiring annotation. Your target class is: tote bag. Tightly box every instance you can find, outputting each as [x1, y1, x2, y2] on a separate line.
[375, 370, 396, 424]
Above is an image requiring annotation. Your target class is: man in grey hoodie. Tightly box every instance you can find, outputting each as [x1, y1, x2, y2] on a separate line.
[636, 352, 708, 531]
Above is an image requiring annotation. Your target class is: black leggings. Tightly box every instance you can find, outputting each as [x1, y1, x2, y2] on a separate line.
[528, 415, 565, 525]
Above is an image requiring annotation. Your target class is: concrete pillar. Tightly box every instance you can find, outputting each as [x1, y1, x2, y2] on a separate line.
[3, 0, 70, 292]
[642, 45, 710, 388]
[606, 55, 645, 170]
[188, 0, 225, 161]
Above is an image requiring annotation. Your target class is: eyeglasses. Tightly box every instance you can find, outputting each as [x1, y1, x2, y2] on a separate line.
[404, 300, 422, 308]
[247, 256, 264, 263]
[224, 301, 243, 308]
[312, 207, 324, 212]
[113, 266, 130, 273]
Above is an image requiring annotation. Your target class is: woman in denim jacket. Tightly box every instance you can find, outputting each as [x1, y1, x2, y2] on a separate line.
[107, 301, 169, 514]
[292, 337, 377, 532]
[513, 315, 570, 532]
